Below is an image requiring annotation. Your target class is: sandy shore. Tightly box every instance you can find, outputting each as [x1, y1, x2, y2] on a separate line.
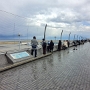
[0, 41, 18, 45]
[0, 40, 42, 45]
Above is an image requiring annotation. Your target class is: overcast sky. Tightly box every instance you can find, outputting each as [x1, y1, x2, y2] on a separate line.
[0, 0, 90, 40]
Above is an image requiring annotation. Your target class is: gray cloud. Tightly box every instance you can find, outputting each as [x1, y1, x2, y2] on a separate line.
[0, 0, 90, 39]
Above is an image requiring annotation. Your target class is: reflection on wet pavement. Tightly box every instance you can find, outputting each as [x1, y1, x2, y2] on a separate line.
[0, 43, 90, 90]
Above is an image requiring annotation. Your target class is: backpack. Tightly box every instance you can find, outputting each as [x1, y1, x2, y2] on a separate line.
[32, 44, 37, 48]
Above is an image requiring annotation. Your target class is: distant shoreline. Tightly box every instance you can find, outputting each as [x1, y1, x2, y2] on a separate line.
[0, 39, 74, 45]
[0, 39, 42, 45]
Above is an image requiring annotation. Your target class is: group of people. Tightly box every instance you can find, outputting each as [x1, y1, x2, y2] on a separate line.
[31, 36, 87, 57]
[42, 39, 54, 54]
[62, 40, 70, 50]
[31, 36, 54, 57]
[31, 36, 71, 57]
[57, 40, 70, 50]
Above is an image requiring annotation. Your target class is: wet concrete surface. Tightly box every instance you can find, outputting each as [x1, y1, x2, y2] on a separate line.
[0, 42, 90, 90]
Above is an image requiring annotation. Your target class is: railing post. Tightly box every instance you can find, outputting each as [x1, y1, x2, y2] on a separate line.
[44, 24, 47, 40]
[60, 30, 63, 41]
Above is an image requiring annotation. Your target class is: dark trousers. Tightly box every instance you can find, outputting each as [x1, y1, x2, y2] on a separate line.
[31, 49, 37, 57]
[47, 46, 50, 52]
[50, 48, 53, 52]
[43, 47, 46, 54]
[58, 45, 61, 51]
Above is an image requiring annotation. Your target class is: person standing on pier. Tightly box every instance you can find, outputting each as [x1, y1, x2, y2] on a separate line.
[47, 41, 50, 52]
[31, 36, 38, 57]
[42, 39, 47, 54]
[50, 40, 54, 52]
[57, 40, 62, 51]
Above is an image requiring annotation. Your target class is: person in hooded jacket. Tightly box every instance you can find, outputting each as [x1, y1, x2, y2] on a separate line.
[42, 39, 47, 54]
[50, 40, 54, 52]
[57, 40, 62, 51]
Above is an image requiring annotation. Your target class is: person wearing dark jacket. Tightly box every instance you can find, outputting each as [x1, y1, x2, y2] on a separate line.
[50, 40, 54, 52]
[42, 39, 47, 54]
[57, 40, 61, 51]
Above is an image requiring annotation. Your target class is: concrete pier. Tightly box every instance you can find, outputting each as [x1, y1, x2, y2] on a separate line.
[0, 42, 90, 90]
